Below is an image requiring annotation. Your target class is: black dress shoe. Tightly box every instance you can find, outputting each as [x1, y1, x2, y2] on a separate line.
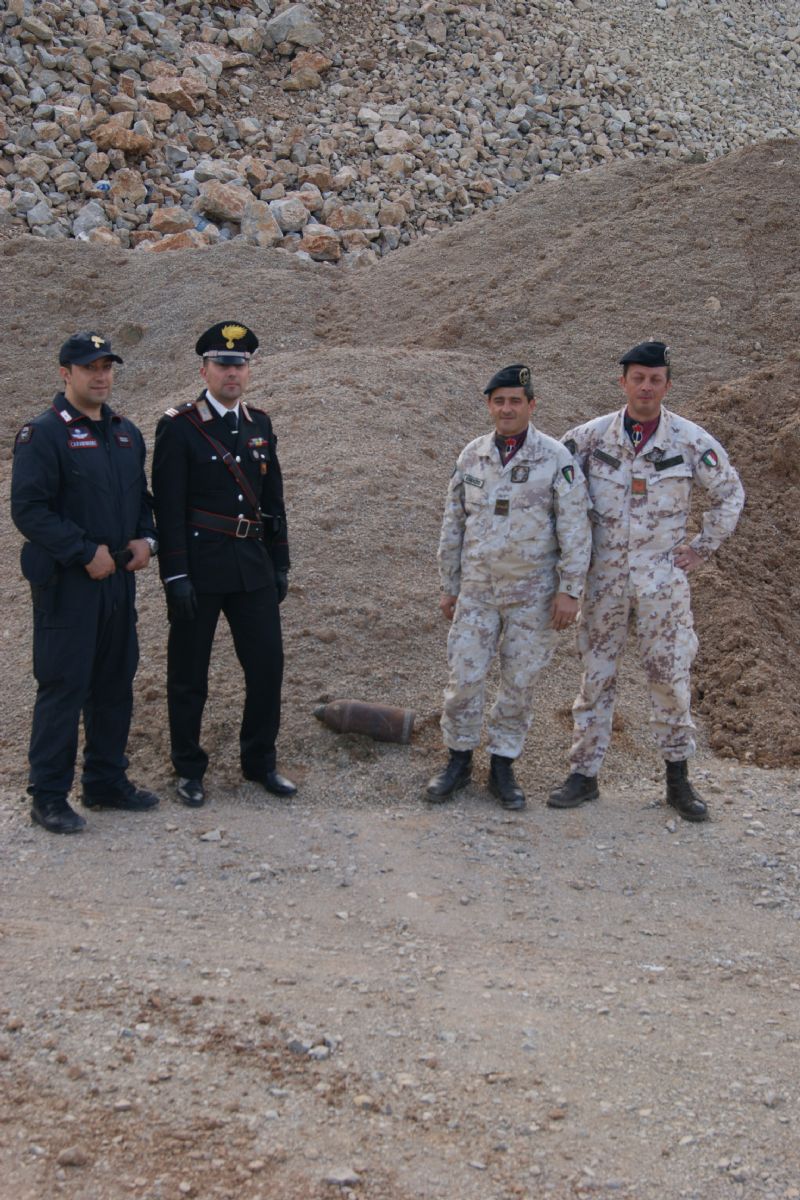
[31, 795, 86, 834]
[176, 777, 205, 807]
[245, 770, 297, 797]
[488, 754, 526, 811]
[425, 749, 472, 801]
[666, 760, 708, 822]
[82, 782, 160, 811]
[547, 772, 599, 809]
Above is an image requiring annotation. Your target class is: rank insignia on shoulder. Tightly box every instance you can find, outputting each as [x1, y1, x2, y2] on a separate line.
[16, 425, 33, 445]
[166, 401, 194, 418]
[511, 464, 529, 483]
[561, 465, 574, 484]
[464, 473, 484, 488]
[701, 448, 719, 468]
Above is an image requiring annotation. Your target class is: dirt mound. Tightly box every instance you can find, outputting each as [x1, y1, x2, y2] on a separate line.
[687, 355, 800, 766]
[2, 140, 800, 778]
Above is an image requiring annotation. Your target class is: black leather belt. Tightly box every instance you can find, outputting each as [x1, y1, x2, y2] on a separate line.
[188, 509, 263, 539]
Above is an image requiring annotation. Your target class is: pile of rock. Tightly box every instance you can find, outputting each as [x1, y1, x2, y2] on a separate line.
[1, 0, 798, 263]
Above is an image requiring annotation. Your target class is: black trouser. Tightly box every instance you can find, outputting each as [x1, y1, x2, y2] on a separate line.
[28, 568, 138, 799]
[166, 587, 283, 780]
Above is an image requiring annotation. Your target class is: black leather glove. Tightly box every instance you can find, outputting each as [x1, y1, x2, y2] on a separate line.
[166, 577, 198, 621]
[275, 570, 289, 605]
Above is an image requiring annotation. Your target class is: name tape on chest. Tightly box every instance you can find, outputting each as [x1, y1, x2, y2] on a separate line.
[653, 454, 685, 472]
[464, 473, 484, 488]
[592, 448, 621, 470]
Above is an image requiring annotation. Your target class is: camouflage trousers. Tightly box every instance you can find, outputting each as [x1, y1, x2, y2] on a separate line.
[441, 591, 556, 759]
[570, 572, 699, 776]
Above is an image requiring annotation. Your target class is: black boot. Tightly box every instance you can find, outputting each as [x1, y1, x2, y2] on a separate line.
[426, 750, 472, 801]
[547, 772, 599, 809]
[31, 794, 86, 835]
[488, 755, 526, 811]
[665, 760, 708, 822]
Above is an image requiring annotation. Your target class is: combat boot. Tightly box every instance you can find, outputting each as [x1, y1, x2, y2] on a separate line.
[488, 755, 526, 811]
[665, 760, 708, 822]
[426, 749, 472, 801]
[31, 794, 86, 835]
[547, 772, 599, 809]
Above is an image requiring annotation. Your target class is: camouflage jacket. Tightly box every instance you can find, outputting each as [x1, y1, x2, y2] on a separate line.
[437, 423, 592, 603]
[562, 405, 744, 594]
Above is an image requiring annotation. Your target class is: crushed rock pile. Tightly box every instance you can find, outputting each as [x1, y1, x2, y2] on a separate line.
[1, 0, 799, 262]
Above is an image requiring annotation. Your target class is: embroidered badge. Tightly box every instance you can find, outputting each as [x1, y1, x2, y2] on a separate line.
[221, 323, 247, 349]
[511, 465, 529, 483]
[115, 433, 132, 448]
[494, 498, 510, 516]
[90, 335, 106, 349]
[562, 465, 574, 484]
[464, 473, 484, 488]
[71, 427, 90, 440]
[631, 477, 647, 495]
[68, 437, 99, 449]
[701, 449, 719, 468]
[16, 425, 33, 444]
[518, 366, 531, 387]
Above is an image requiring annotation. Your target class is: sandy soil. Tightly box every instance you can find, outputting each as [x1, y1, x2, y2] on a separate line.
[2, 139, 799, 1200]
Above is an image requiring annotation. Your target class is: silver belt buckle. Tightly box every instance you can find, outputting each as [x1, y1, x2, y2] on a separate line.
[235, 518, 250, 538]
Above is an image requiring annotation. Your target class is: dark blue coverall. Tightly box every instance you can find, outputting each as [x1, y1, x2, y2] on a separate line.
[11, 393, 156, 803]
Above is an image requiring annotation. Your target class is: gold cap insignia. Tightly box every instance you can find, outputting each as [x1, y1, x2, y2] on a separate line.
[518, 366, 531, 386]
[663, 345, 671, 365]
[91, 335, 106, 348]
[221, 324, 247, 349]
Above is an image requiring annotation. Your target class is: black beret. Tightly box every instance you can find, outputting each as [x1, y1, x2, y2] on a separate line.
[483, 364, 533, 394]
[59, 331, 123, 366]
[195, 321, 259, 363]
[619, 340, 671, 368]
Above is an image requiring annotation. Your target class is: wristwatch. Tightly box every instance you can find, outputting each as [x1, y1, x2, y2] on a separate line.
[144, 536, 158, 556]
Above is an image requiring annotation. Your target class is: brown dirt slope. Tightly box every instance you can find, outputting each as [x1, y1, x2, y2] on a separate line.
[686, 354, 800, 766]
[2, 140, 799, 772]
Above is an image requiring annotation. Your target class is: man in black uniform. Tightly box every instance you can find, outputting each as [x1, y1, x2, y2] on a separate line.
[11, 332, 160, 834]
[151, 321, 295, 807]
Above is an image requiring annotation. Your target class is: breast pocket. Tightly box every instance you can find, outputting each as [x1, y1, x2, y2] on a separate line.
[651, 466, 692, 515]
[587, 464, 626, 524]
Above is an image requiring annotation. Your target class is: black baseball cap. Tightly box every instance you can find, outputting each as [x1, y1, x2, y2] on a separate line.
[59, 332, 123, 366]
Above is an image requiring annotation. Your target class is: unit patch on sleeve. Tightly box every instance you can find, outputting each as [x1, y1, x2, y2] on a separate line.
[561, 465, 574, 484]
[16, 425, 33, 445]
[701, 448, 719, 468]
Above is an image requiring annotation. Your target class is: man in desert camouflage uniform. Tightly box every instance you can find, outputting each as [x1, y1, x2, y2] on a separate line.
[548, 340, 745, 822]
[427, 364, 591, 811]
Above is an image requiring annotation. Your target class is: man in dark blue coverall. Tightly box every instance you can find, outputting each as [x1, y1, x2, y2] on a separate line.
[11, 332, 160, 834]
